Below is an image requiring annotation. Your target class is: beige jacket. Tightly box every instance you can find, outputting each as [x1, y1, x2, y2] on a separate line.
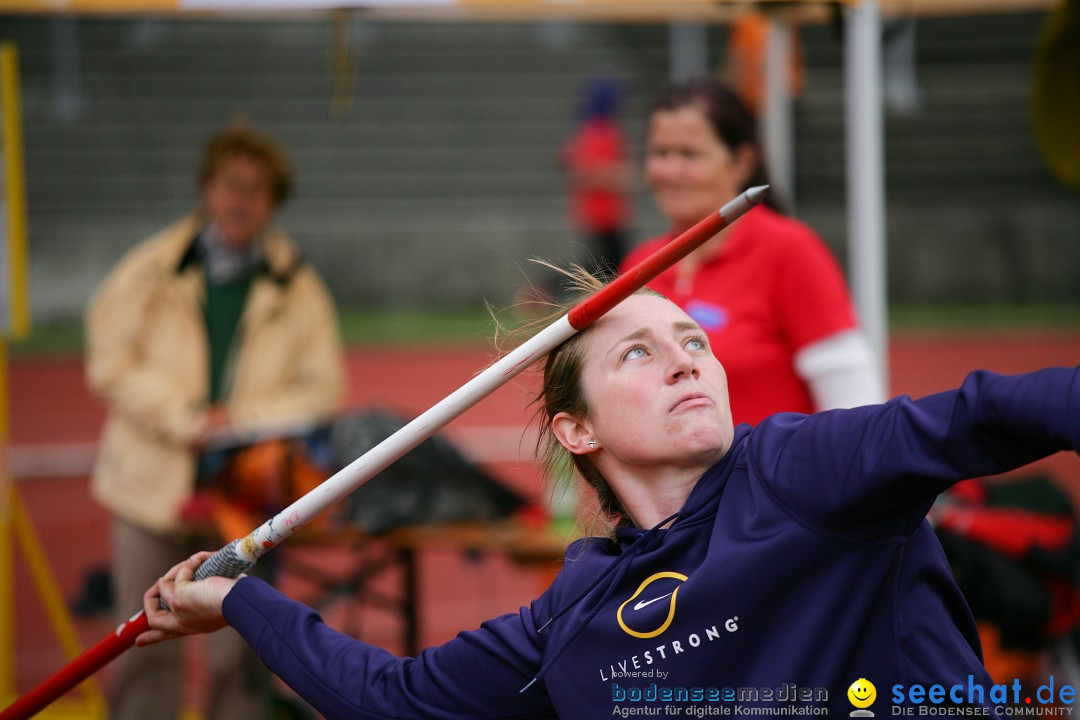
[86, 215, 346, 536]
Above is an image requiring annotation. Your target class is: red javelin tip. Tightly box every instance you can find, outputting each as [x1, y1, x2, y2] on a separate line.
[567, 185, 767, 330]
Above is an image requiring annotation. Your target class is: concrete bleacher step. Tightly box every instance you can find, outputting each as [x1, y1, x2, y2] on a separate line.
[8, 14, 681, 316]
[793, 9, 1080, 303]
[7, 10, 1080, 318]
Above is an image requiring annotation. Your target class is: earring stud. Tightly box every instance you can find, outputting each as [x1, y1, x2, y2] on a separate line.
[587, 439, 597, 448]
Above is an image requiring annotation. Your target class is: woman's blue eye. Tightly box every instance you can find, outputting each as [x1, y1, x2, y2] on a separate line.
[625, 346, 647, 360]
[686, 337, 706, 351]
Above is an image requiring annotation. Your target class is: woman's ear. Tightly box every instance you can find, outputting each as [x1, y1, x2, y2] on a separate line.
[552, 411, 597, 456]
[734, 142, 758, 188]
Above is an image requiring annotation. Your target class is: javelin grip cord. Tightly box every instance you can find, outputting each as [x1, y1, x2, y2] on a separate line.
[193, 538, 256, 581]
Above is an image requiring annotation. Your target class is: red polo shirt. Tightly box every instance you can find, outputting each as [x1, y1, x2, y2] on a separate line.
[562, 118, 630, 234]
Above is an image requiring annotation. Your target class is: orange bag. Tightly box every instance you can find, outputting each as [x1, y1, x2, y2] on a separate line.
[208, 435, 334, 541]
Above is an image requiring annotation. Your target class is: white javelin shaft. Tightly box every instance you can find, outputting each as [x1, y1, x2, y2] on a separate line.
[243, 316, 576, 560]
[195, 184, 767, 576]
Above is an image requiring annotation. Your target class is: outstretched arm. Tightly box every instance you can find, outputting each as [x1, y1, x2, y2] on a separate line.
[756, 366, 1080, 541]
[137, 553, 556, 720]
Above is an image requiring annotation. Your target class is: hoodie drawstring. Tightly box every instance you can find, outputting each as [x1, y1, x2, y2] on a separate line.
[520, 511, 680, 693]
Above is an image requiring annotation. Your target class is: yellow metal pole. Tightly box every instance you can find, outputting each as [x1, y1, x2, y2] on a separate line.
[1, 43, 30, 343]
[11, 488, 105, 712]
[0, 39, 26, 708]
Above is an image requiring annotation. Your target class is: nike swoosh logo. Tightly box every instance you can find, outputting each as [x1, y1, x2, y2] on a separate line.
[633, 592, 674, 611]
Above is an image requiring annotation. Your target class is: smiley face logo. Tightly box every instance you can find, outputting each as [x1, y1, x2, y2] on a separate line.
[848, 678, 876, 711]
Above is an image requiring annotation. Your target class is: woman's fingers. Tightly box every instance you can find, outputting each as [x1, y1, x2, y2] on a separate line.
[141, 580, 184, 645]
[134, 627, 172, 647]
[174, 560, 198, 587]
[141, 551, 225, 639]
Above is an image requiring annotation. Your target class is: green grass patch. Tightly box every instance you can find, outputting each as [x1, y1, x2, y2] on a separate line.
[890, 303, 1080, 332]
[338, 306, 499, 347]
[7, 306, 504, 359]
[7, 320, 86, 359]
[7, 302, 1080, 359]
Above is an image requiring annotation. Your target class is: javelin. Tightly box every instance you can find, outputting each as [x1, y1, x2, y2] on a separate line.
[0, 185, 766, 720]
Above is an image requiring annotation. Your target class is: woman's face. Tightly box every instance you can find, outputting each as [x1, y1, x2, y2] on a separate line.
[202, 153, 277, 249]
[645, 105, 753, 232]
[568, 293, 734, 475]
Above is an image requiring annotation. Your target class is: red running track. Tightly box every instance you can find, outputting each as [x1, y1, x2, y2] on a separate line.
[6, 334, 1080, 710]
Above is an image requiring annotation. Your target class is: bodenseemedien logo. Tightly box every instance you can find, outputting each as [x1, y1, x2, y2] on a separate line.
[849, 678, 877, 717]
[616, 571, 688, 639]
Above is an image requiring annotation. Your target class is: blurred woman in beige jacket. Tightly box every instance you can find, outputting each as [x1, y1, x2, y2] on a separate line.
[85, 122, 345, 720]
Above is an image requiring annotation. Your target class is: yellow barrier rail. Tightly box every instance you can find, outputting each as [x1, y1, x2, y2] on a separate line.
[0, 0, 1059, 20]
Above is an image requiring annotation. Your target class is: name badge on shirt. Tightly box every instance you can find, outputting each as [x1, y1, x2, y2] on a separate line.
[685, 301, 728, 332]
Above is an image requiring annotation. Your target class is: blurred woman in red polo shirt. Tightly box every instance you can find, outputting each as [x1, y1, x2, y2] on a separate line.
[561, 76, 634, 274]
[621, 79, 882, 426]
